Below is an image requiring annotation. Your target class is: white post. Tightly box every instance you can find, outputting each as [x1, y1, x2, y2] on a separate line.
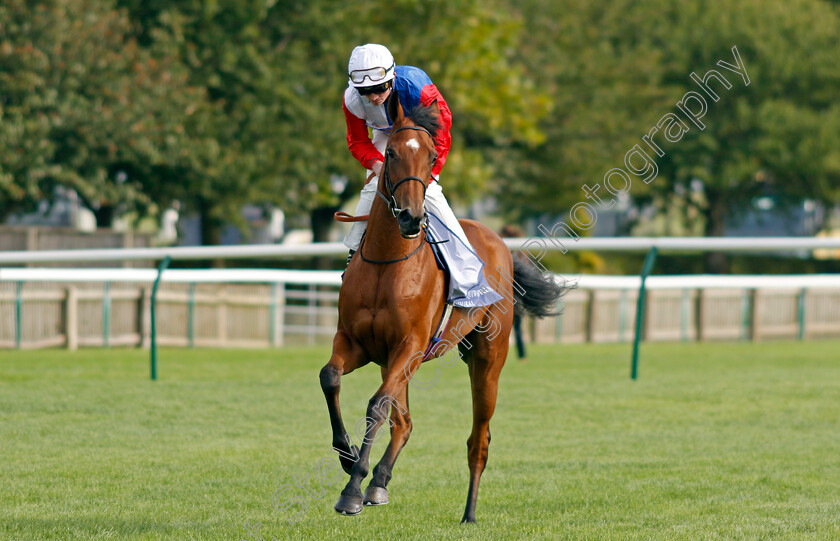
[65, 286, 78, 351]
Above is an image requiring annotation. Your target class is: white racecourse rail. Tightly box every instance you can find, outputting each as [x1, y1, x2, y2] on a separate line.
[0, 236, 840, 264]
[3, 268, 840, 291]
[1, 237, 839, 349]
[2, 235, 840, 290]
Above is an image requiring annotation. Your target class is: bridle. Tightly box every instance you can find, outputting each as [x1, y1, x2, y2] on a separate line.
[360, 124, 435, 265]
[375, 125, 434, 219]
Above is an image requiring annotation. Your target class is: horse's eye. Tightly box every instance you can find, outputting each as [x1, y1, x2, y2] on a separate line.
[386, 148, 397, 160]
[431, 153, 438, 164]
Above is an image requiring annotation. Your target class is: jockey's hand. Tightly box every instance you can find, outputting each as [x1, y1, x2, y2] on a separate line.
[371, 160, 384, 179]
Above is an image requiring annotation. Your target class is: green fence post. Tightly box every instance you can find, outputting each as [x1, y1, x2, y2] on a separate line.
[150, 256, 171, 381]
[15, 281, 23, 349]
[631, 246, 658, 380]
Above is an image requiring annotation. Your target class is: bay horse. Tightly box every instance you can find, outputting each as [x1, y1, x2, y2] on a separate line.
[320, 90, 562, 523]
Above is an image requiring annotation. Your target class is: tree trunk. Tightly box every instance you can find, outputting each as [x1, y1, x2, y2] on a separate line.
[94, 205, 115, 228]
[198, 199, 225, 268]
[310, 205, 339, 270]
[703, 188, 728, 274]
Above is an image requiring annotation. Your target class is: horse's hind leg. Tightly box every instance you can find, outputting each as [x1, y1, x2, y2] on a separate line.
[320, 331, 366, 474]
[461, 329, 509, 524]
[364, 374, 412, 506]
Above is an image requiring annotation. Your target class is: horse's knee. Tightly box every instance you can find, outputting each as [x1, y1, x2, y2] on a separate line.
[320, 364, 341, 393]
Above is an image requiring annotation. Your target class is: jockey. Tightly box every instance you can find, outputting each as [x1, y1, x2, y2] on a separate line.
[341, 44, 502, 308]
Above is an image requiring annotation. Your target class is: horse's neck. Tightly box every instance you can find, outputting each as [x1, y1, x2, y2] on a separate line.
[364, 186, 417, 261]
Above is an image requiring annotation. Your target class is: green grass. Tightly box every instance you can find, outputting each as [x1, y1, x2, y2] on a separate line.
[1, 342, 839, 540]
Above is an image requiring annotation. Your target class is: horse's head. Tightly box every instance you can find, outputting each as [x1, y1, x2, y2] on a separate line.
[382, 90, 440, 239]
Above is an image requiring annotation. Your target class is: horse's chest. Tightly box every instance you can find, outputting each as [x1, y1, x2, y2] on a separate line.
[339, 269, 439, 349]
[344, 305, 403, 341]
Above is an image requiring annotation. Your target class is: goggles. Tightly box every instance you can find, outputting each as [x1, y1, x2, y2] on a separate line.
[349, 62, 394, 85]
[357, 81, 391, 96]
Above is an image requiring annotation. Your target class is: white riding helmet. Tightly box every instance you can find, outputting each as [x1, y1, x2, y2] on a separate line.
[348, 44, 395, 88]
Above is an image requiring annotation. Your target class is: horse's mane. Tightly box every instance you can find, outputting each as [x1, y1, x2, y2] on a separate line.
[406, 104, 440, 139]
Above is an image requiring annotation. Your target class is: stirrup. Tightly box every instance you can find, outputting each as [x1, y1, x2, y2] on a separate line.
[341, 250, 356, 282]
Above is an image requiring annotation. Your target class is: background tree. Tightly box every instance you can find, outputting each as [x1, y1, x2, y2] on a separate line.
[634, 0, 840, 272]
[499, 0, 840, 272]
[0, 0, 197, 225]
[115, 0, 297, 245]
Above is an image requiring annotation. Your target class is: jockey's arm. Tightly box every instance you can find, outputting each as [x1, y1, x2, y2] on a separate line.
[420, 85, 452, 180]
[343, 101, 383, 173]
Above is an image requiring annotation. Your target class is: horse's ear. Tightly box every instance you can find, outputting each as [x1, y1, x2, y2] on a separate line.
[428, 99, 440, 119]
[388, 87, 404, 123]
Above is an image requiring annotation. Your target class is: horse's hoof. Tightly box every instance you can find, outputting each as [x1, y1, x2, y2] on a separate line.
[363, 485, 389, 506]
[334, 493, 364, 516]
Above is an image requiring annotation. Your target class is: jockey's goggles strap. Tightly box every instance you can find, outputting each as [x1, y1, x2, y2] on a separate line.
[349, 63, 394, 84]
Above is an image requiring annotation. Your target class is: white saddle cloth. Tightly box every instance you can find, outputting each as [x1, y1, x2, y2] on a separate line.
[425, 212, 503, 308]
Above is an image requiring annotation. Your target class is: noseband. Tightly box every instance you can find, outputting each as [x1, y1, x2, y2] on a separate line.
[376, 126, 433, 218]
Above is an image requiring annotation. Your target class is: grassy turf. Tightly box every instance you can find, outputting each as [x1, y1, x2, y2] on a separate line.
[1, 341, 839, 540]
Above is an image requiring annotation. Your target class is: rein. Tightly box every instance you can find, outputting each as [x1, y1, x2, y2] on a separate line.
[357, 231, 429, 265]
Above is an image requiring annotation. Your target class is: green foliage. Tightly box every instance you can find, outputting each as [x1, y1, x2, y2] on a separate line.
[497, 0, 840, 235]
[114, 0, 304, 241]
[639, 0, 840, 235]
[3, 0, 838, 247]
[0, 0, 196, 222]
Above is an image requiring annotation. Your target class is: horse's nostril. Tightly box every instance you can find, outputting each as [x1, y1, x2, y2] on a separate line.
[398, 209, 413, 226]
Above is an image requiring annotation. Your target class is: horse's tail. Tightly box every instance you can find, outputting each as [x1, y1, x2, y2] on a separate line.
[512, 257, 565, 318]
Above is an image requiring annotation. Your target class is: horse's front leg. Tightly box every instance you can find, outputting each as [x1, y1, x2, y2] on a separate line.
[319, 331, 366, 474]
[334, 342, 424, 516]
[363, 373, 412, 506]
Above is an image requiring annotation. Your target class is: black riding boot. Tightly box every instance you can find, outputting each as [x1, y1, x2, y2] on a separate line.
[341, 250, 356, 281]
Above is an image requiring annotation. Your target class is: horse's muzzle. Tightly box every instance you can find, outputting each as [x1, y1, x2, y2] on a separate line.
[397, 209, 424, 238]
